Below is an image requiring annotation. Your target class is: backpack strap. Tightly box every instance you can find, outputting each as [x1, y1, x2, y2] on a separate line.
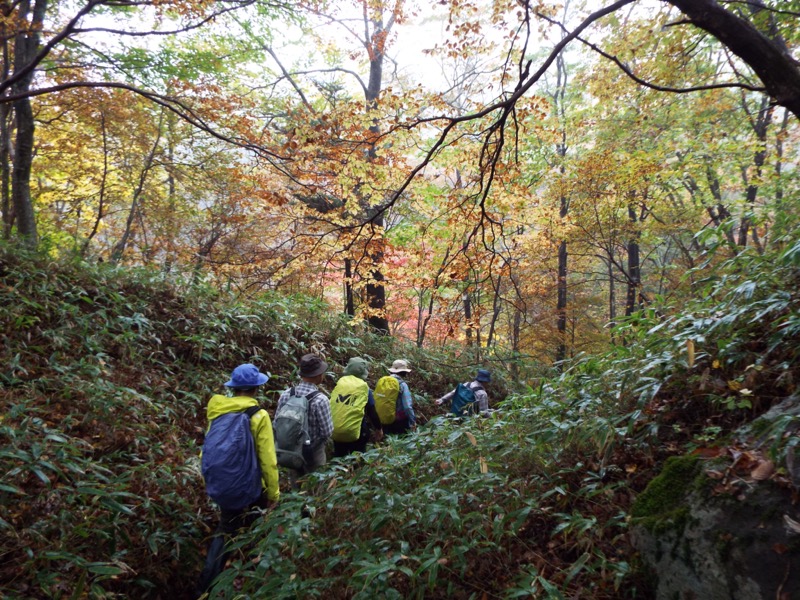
[304, 390, 323, 402]
[244, 405, 262, 418]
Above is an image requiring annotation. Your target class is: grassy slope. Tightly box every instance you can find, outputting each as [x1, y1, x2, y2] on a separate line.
[0, 247, 504, 599]
[2, 234, 800, 599]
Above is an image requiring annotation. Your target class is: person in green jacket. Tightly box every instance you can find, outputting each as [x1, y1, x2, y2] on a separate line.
[196, 363, 279, 597]
[330, 357, 383, 457]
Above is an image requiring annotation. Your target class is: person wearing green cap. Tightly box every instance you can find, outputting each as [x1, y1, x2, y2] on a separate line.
[329, 357, 383, 457]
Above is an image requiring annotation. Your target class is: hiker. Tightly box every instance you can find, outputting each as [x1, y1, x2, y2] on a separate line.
[196, 363, 279, 597]
[329, 357, 383, 457]
[274, 354, 333, 487]
[375, 359, 416, 435]
[435, 369, 492, 417]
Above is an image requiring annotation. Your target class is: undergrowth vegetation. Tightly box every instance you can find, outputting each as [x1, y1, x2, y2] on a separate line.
[3, 225, 800, 598]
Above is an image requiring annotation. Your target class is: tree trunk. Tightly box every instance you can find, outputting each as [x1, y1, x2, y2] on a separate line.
[511, 305, 522, 380]
[82, 110, 108, 255]
[556, 237, 568, 362]
[486, 275, 502, 348]
[554, 49, 569, 365]
[0, 100, 9, 240]
[737, 96, 772, 251]
[668, 0, 800, 118]
[625, 200, 641, 318]
[110, 112, 163, 263]
[365, 223, 388, 334]
[360, 10, 390, 335]
[463, 287, 473, 347]
[608, 252, 617, 344]
[10, 0, 47, 248]
[344, 257, 355, 317]
[1, 22, 10, 240]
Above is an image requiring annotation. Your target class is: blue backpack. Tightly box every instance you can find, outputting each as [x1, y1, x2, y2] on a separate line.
[201, 406, 263, 511]
[450, 383, 480, 417]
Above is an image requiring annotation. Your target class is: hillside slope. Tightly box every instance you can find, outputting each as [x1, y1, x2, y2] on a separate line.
[3, 238, 800, 599]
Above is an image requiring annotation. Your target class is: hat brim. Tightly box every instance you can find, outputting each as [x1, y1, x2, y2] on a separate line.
[224, 373, 270, 387]
[300, 364, 328, 377]
[388, 367, 411, 373]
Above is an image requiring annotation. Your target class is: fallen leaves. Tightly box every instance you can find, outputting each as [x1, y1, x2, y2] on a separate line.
[750, 459, 774, 481]
[699, 446, 783, 492]
[782, 514, 800, 535]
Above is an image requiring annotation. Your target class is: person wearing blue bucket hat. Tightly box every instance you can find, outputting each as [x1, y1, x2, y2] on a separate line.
[224, 363, 270, 388]
[435, 369, 492, 417]
[196, 363, 278, 596]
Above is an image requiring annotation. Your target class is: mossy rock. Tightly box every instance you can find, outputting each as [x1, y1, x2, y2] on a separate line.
[631, 454, 701, 535]
[631, 454, 800, 600]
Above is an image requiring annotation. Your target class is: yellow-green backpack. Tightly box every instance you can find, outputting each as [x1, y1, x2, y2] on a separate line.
[374, 375, 400, 425]
[330, 375, 369, 442]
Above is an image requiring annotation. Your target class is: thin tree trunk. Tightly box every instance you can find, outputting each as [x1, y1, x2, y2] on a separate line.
[625, 200, 641, 318]
[554, 49, 569, 365]
[608, 252, 616, 344]
[344, 257, 355, 317]
[1, 20, 11, 240]
[486, 275, 502, 348]
[82, 110, 108, 255]
[110, 112, 163, 263]
[463, 287, 473, 347]
[737, 96, 772, 252]
[511, 305, 522, 380]
[556, 237, 568, 362]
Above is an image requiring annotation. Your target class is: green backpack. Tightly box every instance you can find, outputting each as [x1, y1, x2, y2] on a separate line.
[375, 375, 400, 425]
[330, 375, 369, 442]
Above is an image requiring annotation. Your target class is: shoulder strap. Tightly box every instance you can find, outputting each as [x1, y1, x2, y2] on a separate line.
[244, 405, 262, 418]
[305, 390, 323, 401]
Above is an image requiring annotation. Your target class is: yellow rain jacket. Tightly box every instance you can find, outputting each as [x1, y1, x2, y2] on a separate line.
[205, 395, 280, 503]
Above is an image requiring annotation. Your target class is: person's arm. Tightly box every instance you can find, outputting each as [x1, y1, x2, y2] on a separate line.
[252, 410, 280, 503]
[435, 388, 456, 406]
[400, 382, 415, 426]
[310, 393, 333, 447]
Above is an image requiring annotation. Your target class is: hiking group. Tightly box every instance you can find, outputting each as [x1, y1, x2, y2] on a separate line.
[195, 355, 491, 597]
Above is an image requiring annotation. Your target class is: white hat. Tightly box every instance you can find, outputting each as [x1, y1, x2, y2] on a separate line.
[388, 359, 411, 373]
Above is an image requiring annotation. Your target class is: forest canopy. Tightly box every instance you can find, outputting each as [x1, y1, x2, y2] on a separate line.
[1, 0, 798, 362]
